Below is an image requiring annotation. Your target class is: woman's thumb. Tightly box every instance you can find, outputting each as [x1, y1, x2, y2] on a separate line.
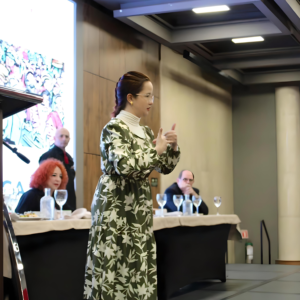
[157, 127, 163, 137]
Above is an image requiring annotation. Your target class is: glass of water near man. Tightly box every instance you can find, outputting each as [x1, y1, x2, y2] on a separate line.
[155, 193, 223, 217]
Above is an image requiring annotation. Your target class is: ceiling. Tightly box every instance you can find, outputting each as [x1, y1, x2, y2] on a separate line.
[94, 0, 300, 85]
[152, 4, 265, 27]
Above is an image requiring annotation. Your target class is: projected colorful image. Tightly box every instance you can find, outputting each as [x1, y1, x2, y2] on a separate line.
[0, 39, 65, 149]
[0, 0, 75, 211]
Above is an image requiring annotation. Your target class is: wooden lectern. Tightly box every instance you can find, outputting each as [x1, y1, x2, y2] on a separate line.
[0, 86, 42, 300]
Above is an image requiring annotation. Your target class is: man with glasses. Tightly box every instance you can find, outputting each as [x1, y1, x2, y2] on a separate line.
[164, 169, 209, 214]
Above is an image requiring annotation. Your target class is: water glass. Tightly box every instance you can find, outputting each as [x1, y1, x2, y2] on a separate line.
[54, 190, 68, 219]
[156, 194, 167, 217]
[3, 186, 19, 212]
[214, 196, 222, 215]
[173, 195, 183, 214]
[192, 195, 202, 216]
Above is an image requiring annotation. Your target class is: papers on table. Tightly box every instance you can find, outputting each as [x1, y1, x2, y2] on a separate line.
[9, 208, 91, 222]
[63, 208, 91, 220]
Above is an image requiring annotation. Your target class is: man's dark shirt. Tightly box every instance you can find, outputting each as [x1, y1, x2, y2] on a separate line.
[15, 188, 72, 214]
[164, 182, 209, 214]
[39, 145, 76, 211]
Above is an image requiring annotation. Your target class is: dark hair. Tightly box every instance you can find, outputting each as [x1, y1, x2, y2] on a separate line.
[111, 71, 151, 118]
[178, 170, 195, 180]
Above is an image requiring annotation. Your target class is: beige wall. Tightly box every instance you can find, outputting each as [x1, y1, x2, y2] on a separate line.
[233, 86, 278, 264]
[160, 46, 235, 261]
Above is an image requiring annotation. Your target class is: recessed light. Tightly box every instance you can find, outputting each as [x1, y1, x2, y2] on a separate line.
[192, 5, 230, 14]
[232, 36, 264, 43]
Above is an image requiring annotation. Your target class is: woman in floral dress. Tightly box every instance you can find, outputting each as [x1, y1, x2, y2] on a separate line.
[84, 71, 180, 300]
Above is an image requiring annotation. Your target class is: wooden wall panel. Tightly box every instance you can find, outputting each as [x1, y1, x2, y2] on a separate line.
[145, 40, 160, 99]
[84, 154, 102, 209]
[99, 28, 126, 82]
[83, 4, 161, 209]
[84, 71, 101, 154]
[83, 5, 100, 75]
[99, 79, 117, 132]
[84, 72, 116, 155]
[125, 34, 160, 98]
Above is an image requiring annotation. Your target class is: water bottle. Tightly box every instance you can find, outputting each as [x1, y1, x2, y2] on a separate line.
[182, 194, 193, 216]
[40, 188, 55, 220]
[245, 242, 254, 264]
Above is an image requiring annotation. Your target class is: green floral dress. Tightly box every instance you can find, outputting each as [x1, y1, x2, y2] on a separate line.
[83, 118, 180, 300]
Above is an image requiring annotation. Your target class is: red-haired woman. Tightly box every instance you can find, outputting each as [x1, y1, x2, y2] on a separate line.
[15, 158, 69, 214]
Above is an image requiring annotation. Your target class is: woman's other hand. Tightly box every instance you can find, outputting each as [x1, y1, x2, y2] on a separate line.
[155, 128, 168, 155]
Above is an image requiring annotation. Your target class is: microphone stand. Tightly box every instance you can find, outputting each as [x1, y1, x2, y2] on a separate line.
[3, 141, 30, 164]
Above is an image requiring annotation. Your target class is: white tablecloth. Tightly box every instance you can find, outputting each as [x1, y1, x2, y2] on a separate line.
[153, 214, 240, 230]
[153, 214, 242, 240]
[11, 214, 241, 239]
[13, 219, 92, 236]
[4, 215, 241, 279]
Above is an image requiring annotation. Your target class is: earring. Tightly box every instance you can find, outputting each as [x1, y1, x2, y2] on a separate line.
[130, 101, 133, 105]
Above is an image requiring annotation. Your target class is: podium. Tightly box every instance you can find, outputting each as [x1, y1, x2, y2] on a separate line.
[0, 86, 42, 300]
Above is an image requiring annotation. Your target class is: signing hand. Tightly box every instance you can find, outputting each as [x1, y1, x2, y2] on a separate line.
[164, 123, 178, 150]
[155, 128, 168, 155]
[153, 123, 178, 151]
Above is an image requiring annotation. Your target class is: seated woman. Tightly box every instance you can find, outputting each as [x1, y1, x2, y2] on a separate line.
[15, 158, 69, 214]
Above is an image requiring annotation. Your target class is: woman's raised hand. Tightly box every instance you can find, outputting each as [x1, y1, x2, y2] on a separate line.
[153, 123, 178, 153]
[164, 123, 177, 151]
[155, 128, 168, 155]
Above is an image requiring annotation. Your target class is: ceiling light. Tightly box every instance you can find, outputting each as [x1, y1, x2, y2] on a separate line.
[192, 5, 230, 13]
[232, 36, 264, 43]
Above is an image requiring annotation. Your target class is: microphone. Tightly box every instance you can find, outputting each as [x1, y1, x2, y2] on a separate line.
[3, 141, 30, 164]
[16, 152, 30, 164]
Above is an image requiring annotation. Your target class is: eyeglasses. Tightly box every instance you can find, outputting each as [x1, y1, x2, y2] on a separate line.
[182, 178, 194, 183]
[135, 93, 154, 102]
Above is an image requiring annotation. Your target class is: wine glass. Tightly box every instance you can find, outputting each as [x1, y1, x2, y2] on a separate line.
[192, 195, 202, 216]
[173, 195, 183, 214]
[214, 196, 222, 215]
[54, 190, 68, 219]
[3, 185, 18, 212]
[156, 194, 167, 217]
